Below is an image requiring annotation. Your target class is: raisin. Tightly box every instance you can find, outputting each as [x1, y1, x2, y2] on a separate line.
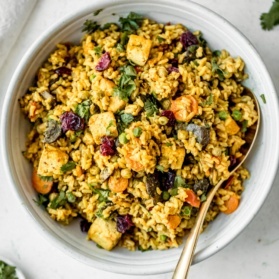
[100, 136, 116, 156]
[180, 31, 198, 49]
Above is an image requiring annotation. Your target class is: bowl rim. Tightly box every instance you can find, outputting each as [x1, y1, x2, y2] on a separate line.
[1, 0, 279, 275]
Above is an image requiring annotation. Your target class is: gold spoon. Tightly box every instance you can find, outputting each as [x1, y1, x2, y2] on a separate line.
[172, 88, 260, 279]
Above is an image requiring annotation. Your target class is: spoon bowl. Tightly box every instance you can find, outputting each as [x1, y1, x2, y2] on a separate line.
[173, 87, 260, 279]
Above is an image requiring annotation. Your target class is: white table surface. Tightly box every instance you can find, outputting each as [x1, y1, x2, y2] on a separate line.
[0, 0, 279, 278]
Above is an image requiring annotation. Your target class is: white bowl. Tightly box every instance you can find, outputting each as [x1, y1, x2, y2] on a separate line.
[1, 0, 279, 275]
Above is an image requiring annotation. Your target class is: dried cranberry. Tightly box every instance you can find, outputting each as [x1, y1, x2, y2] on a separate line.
[169, 58, 178, 68]
[229, 155, 238, 171]
[80, 219, 91, 233]
[100, 136, 115, 156]
[60, 111, 84, 132]
[95, 52, 111, 71]
[54, 66, 72, 76]
[167, 66, 179, 73]
[161, 110, 176, 127]
[160, 171, 176, 191]
[117, 214, 134, 233]
[180, 31, 198, 49]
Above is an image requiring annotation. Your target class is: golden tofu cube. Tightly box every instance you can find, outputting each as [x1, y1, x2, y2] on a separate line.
[159, 144, 185, 170]
[225, 117, 240, 135]
[88, 218, 122, 251]
[108, 96, 126, 113]
[88, 112, 118, 144]
[37, 144, 69, 176]
[126, 35, 152, 66]
[99, 77, 115, 95]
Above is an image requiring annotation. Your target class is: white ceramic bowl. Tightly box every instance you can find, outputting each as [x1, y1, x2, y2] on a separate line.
[1, 0, 279, 275]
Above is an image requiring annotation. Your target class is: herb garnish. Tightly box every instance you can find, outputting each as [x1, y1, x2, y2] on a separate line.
[260, 94, 267, 104]
[260, 0, 279, 30]
[94, 46, 103, 57]
[33, 194, 49, 207]
[120, 113, 134, 124]
[157, 36, 166, 43]
[38, 175, 53, 182]
[211, 58, 225, 81]
[144, 96, 159, 117]
[202, 93, 213, 106]
[61, 161, 76, 173]
[113, 65, 137, 100]
[93, 9, 103, 16]
[82, 20, 100, 33]
[119, 12, 143, 32]
[50, 191, 67, 209]
[75, 100, 91, 122]
[92, 188, 110, 202]
[0, 260, 18, 279]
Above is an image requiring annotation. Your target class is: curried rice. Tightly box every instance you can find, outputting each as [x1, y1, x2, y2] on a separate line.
[20, 13, 258, 251]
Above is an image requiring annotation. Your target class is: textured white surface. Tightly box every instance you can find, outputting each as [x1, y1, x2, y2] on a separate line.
[0, 0, 278, 278]
[0, 0, 37, 68]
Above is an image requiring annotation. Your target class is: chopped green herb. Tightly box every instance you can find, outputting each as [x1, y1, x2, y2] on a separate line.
[120, 113, 134, 124]
[202, 93, 213, 106]
[197, 32, 207, 48]
[160, 234, 167, 242]
[211, 58, 225, 81]
[156, 165, 164, 172]
[165, 142, 173, 147]
[241, 120, 248, 133]
[174, 176, 186, 188]
[119, 133, 129, 144]
[157, 36, 166, 43]
[162, 191, 170, 201]
[116, 31, 129, 52]
[260, 0, 279, 30]
[93, 189, 110, 202]
[181, 205, 192, 217]
[50, 191, 67, 209]
[138, 245, 152, 252]
[101, 22, 115, 30]
[66, 192, 76, 203]
[212, 50, 221, 57]
[122, 64, 137, 77]
[133, 127, 142, 137]
[96, 244, 104, 249]
[75, 100, 91, 122]
[60, 161, 76, 173]
[218, 111, 228, 120]
[94, 46, 102, 57]
[232, 110, 242, 121]
[93, 9, 103, 16]
[144, 97, 159, 117]
[260, 94, 267, 104]
[38, 175, 53, 182]
[119, 12, 143, 32]
[33, 194, 49, 207]
[90, 74, 96, 81]
[106, 120, 115, 135]
[82, 20, 100, 33]
[200, 194, 207, 202]
[0, 260, 18, 279]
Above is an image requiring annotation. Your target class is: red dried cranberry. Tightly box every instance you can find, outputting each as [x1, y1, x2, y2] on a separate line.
[169, 58, 178, 68]
[160, 171, 176, 191]
[100, 136, 116, 156]
[161, 110, 176, 127]
[80, 219, 91, 233]
[60, 111, 84, 132]
[54, 66, 72, 76]
[95, 52, 111, 71]
[180, 31, 198, 49]
[229, 155, 238, 171]
[167, 66, 179, 73]
[117, 214, 134, 233]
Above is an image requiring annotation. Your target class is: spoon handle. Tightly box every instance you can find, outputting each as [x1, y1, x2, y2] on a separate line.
[172, 179, 224, 279]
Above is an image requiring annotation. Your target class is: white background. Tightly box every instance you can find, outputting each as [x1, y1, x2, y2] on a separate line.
[0, 0, 279, 278]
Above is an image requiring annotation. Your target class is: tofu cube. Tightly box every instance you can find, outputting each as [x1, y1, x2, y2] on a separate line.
[88, 218, 122, 251]
[225, 117, 240, 135]
[99, 77, 115, 95]
[159, 145, 185, 170]
[108, 96, 126, 113]
[37, 144, 69, 176]
[88, 112, 118, 144]
[126, 35, 152, 66]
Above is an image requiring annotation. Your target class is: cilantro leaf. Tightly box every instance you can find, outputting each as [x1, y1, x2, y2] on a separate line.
[92, 189, 110, 202]
[94, 46, 103, 57]
[0, 260, 17, 279]
[144, 97, 159, 117]
[82, 20, 100, 33]
[38, 175, 53, 182]
[260, 0, 279, 30]
[33, 194, 49, 207]
[260, 94, 267, 104]
[119, 12, 143, 32]
[60, 161, 76, 173]
[120, 113, 134, 124]
[50, 191, 67, 209]
[211, 58, 225, 81]
[93, 9, 103, 16]
[75, 100, 91, 122]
